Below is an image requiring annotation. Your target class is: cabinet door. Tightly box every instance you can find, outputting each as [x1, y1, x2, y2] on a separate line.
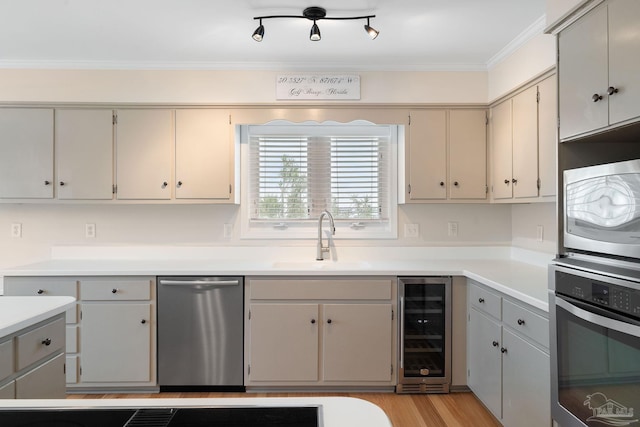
[175, 109, 231, 200]
[80, 303, 151, 383]
[0, 108, 54, 199]
[538, 75, 557, 198]
[608, 0, 640, 126]
[323, 304, 392, 382]
[558, 4, 608, 139]
[15, 353, 66, 399]
[449, 109, 487, 199]
[115, 109, 172, 200]
[512, 86, 539, 199]
[408, 110, 447, 200]
[468, 308, 502, 420]
[248, 304, 319, 382]
[502, 329, 550, 427]
[490, 100, 513, 200]
[56, 109, 114, 200]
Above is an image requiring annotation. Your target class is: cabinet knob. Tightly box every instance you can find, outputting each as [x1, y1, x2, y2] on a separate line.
[311, 319, 316, 324]
[504, 179, 510, 185]
[512, 178, 518, 184]
[112, 288, 118, 294]
[162, 181, 168, 188]
[453, 181, 459, 187]
[517, 318, 525, 325]
[59, 181, 65, 186]
[141, 319, 147, 324]
[478, 298, 485, 303]
[608, 86, 619, 96]
[501, 347, 508, 354]
[439, 181, 445, 187]
[592, 93, 603, 102]
[41, 338, 52, 346]
[492, 341, 499, 347]
[37, 289, 45, 295]
[327, 319, 332, 324]
[177, 181, 183, 187]
[44, 180, 51, 186]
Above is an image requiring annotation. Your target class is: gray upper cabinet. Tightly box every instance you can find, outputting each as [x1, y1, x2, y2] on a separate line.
[0, 108, 54, 199]
[55, 109, 114, 200]
[558, 0, 640, 140]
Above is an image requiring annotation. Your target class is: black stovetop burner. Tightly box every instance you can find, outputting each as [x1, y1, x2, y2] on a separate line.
[0, 406, 320, 427]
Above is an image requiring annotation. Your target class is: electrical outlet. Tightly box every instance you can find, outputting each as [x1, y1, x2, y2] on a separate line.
[536, 225, 544, 242]
[11, 223, 22, 238]
[404, 223, 419, 238]
[223, 223, 233, 239]
[448, 222, 458, 237]
[85, 223, 96, 238]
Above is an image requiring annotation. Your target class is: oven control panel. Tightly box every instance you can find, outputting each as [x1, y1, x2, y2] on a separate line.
[556, 270, 640, 317]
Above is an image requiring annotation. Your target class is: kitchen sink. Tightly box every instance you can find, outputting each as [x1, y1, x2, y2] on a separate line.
[271, 261, 371, 270]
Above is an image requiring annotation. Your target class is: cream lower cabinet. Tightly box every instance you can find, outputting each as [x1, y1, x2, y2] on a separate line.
[467, 280, 551, 427]
[3, 276, 156, 392]
[245, 277, 396, 389]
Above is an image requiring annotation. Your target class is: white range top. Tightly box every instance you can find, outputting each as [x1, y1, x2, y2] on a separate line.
[0, 397, 392, 427]
[0, 296, 75, 337]
[1, 246, 551, 311]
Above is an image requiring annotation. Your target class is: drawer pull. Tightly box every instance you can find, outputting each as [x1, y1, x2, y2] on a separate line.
[517, 318, 525, 326]
[37, 289, 45, 295]
[311, 319, 316, 324]
[492, 341, 499, 347]
[501, 347, 508, 354]
[327, 319, 332, 324]
[112, 288, 118, 294]
[141, 319, 147, 324]
[41, 338, 52, 346]
[478, 298, 485, 303]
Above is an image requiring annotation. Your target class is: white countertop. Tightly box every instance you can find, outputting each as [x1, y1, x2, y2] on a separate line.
[0, 296, 76, 337]
[1, 247, 551, 311]
[0, 397, 392, 427]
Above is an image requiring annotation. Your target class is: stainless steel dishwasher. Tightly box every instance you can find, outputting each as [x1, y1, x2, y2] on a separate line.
[157, 276, 244, 391]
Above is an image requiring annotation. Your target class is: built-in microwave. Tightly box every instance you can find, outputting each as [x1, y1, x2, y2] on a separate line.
[564, 159, 640, 260]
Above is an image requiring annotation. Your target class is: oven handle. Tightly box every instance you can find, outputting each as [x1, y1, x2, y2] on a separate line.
[556, 297, 640, 337]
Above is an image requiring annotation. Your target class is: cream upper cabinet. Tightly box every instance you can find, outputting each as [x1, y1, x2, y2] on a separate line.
[0, 108, 54, 199]
[55, 109, 114, 200]
[115, 109, 173, 200]
[407, 110, 447, 200]
[175, 109, 231, 200]
[491, 74, 557, 202]
[558, 0, 640, 140]
[408, 109, 487, 202]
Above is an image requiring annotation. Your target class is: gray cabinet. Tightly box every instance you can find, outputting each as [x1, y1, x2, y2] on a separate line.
[558, 0, 640, 140]
[467, 280, 551, 427]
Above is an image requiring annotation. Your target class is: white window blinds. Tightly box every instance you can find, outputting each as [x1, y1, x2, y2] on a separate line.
[248, 125, 391, 223]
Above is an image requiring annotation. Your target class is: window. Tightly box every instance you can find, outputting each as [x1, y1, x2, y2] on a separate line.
[240, 122, 398, 239]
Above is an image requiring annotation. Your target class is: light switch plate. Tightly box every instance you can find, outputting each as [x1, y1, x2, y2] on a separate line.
[448, 222, 458, 237]
[85, 223, 96, 238]
[404, 223, 419, 238]
[536, 225, 544, 242]
[223, 223, 233, 239]
[11, 223, 22, 238]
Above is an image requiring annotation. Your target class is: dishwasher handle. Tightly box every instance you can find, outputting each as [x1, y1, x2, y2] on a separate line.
[159, 279, 240, 287]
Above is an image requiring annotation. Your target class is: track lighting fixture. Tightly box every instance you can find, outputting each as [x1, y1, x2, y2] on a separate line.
[251, 6, 379, 42]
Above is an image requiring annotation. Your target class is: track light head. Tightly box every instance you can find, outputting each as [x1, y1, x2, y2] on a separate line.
[252, 19, 264, 42]
[364, 18, 379, 40]
[310, 20, 321, 41]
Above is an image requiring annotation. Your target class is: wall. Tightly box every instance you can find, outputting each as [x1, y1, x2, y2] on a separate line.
[511, 202, 557, 254]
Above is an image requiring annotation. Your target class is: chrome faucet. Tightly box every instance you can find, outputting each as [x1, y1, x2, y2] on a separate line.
[316, 210, 335, 261]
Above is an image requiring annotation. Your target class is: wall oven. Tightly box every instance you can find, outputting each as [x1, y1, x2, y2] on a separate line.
[550, 260, 640, 427]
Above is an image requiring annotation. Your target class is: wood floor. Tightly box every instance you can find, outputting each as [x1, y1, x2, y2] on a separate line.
[67, 391, 501, 427]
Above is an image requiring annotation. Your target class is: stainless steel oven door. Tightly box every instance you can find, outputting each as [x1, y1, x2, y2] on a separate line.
[550, 292, 640, 427]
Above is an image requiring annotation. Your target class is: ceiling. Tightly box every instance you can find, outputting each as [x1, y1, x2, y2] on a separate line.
[0, 0, 546, 71]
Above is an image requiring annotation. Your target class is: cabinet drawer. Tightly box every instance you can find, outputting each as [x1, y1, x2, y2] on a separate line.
[0, 339, 14, 381]
[80, 279, 152, 300]
[66, 325, 78, 353]
[15, 353, 66, 399]
[250, 278, 393, 300]
[503, 299, 549, 349]
[66, 355, 79, 384]
[3, 278, 78, 298]
[469, 282, 501, 320]
[16, 317, 65, 370]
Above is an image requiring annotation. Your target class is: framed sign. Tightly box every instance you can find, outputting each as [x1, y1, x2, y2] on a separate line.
[276, 74, 361, 100]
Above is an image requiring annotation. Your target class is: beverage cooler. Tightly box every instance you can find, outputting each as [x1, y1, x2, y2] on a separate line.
[397, 276, 452, 393]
